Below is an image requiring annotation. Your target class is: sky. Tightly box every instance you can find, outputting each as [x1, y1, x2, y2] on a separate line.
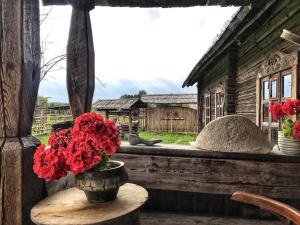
[39, 5, 239, 103]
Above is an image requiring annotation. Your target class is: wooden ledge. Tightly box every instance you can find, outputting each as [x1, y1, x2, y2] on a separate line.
[119, 142, 300, 163]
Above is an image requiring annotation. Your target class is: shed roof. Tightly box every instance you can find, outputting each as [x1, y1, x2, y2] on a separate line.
[141, 93, 197, 104]
[182, 1, 278, 87]
[93, 98, 147, 111]
[43, 0, 251, 7]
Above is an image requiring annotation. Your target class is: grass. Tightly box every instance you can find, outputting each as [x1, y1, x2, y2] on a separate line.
[138, 131, 197, 145]
[35, 131, 197, 146]
[35, 134, 49, 145]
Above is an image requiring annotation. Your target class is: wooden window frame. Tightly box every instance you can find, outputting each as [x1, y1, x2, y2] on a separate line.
[204, 93, 211, 126]
[259, 69, 292, 143]
[215, 91, 224, 119]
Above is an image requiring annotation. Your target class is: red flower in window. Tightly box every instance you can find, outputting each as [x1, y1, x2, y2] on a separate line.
[269, 102, 285, 121]
[293, 121, 300, 140]
[282, 99, 300, 116]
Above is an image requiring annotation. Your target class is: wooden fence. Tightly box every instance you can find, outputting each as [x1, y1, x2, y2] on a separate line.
[146, 106, 197, 132]
[32, 114, 73, 136]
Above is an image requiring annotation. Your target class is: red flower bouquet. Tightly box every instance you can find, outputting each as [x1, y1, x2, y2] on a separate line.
[269, 99, 300, 139]
[33, 112, 121, 181]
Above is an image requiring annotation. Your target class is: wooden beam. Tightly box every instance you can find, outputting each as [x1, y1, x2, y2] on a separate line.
[197, 82, 203, 132]
[42, 0, 251, 7]
[281, 29, 300, 45]
[0, 1, 45, 224]
[67, 2, 95, 118]
[128, 110, 133, 134]
[114, 149, 300, 199]
[105, 110, 109, 120]
[225, 43, 238, 115]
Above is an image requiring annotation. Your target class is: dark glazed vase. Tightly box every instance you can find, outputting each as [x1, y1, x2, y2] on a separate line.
[75, 161, 128, 203]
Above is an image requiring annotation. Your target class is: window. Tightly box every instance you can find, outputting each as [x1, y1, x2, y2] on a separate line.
[204, 94, 211, 126]
[282, 74, 292, 99]
[260, 70, 292, 144]
[215, 92, 224, 118]
[271, 79, 277, 98]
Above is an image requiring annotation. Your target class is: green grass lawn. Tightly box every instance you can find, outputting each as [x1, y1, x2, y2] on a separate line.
[138, 131, 197, 145]
[35, 131, 197, 146]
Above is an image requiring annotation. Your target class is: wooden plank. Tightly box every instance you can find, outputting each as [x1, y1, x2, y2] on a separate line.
[118, 143, 300, 163]
[0, 0, 22, 137]
[67, 6, 95, 118]
[140, 211, 282, 225]
[0, 138, 22, 225]
[19, 0, 41, 136]
[114, 151, 300, 199]
[42, 0, 250, 7]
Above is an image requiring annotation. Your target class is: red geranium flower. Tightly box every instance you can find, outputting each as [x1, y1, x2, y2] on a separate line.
[293, 121, 300, 140]
[72, 112, 105, 136]
[33, 112, 121, 181]
[48, 129, 72, 149]
[65, 134, 102, 175]
[269, 102, 285, 121]
[33, 145, 69, 181]
[282, 99, 300, 116]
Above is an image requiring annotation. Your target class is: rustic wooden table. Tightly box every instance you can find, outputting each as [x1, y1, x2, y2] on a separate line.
[31, 183, 148, 225]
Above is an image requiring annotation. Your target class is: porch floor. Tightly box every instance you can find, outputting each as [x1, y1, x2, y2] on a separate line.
[140, 211, 282, 225]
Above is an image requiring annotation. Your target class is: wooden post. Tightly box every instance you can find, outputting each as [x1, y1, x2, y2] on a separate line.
[197, 82, 203, 132]
[128, 110, 133, 134]
[225, 43, 238, 115]
[67, 0, 95, 118]
[0, 0, 45, 224]
[105, 110, 109, 120]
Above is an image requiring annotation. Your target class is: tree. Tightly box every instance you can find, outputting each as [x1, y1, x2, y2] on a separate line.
[120, 90, 147, 99]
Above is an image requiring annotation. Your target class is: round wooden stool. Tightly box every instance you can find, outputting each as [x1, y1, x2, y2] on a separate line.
[31, 183, 148, 225]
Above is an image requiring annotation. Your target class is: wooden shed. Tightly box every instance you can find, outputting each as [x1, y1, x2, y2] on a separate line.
[141, 94, 197, 132]
[183, 0, 300, 145]
[93, 98, 147, 134]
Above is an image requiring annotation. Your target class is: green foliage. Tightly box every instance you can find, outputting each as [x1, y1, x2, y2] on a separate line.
[282, 118, 294, 138]
[37, 96, 49, 108]
[93, 151, 111, 171]
[121, 90, 147, 99]
[138, 131, 197, 145]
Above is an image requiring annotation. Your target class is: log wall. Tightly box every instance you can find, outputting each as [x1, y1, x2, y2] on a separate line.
[114, 144, 300, 217]
[236, 0, 300, 124]
[197, 0, 300, 131]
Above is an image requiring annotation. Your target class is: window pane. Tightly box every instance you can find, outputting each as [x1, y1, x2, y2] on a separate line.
[263, 81, 269, 100]
[263, 103, 269, 122]
[271, 80, 277, 98]
[282, 74, 292, 98]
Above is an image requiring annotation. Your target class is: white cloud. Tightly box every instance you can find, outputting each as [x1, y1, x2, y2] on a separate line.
[39, 5, 239, 102]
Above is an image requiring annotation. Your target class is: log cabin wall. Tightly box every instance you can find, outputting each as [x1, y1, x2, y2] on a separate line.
[192, 0, 300, 140]
[236, 0, 300, 123]
[197, 53, 228, 129]
[236, 0, 300, 143]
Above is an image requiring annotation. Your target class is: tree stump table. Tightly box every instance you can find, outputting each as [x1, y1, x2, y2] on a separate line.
[31, 183, 148, 225]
